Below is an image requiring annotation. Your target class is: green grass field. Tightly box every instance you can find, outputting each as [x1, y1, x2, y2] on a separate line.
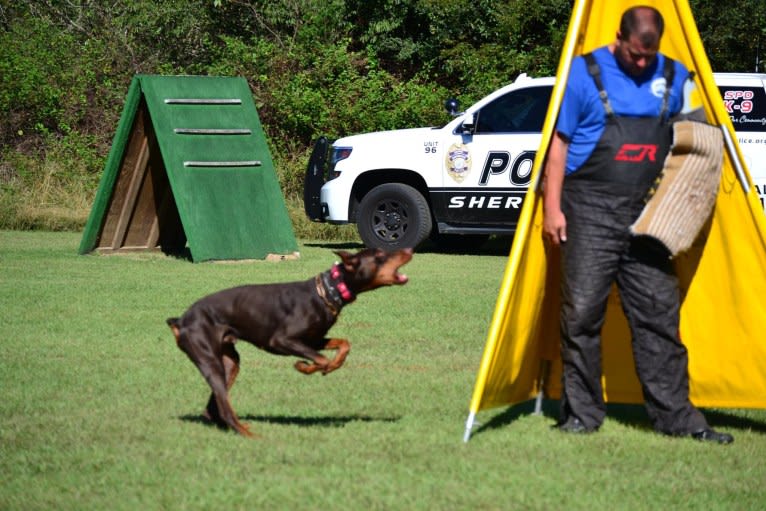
[1, 231, 764, 510]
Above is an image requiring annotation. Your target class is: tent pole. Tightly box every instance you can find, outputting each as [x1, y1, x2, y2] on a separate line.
[463, 411, 476, 443]
[720, 125, 750, 193]
[534, 359, 550, 415]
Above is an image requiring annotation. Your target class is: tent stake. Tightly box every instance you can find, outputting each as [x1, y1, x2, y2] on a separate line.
[463, 411, 476, 443]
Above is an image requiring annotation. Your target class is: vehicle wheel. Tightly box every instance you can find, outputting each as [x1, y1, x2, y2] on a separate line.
[357, 183, 432, 250]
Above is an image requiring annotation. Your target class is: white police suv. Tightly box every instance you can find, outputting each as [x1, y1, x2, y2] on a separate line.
[304, 73, 766, 250]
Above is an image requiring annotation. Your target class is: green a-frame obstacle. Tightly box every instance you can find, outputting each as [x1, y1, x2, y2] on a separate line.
[79, 75, 298, 262]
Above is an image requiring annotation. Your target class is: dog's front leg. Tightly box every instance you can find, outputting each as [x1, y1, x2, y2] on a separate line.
[322, 338, 350, 374]
[267, 336, 333, 375]
[294, 338, 350, 375]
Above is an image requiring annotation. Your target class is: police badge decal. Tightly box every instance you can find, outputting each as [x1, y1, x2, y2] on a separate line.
[446, 143, 471, 183]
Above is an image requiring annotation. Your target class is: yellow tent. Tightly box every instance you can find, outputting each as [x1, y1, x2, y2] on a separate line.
[464, 0, 766, 441]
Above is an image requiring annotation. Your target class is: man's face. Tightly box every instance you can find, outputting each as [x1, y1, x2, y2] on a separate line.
[615, 33, 659, 77]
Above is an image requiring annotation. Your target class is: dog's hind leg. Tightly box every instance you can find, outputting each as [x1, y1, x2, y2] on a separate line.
[176, 326, 253, 438]
[203, 342, 252, 436]
[205, 343, 254, 437]
[200, 362, 253, 437]
[222, 342, 241, 390]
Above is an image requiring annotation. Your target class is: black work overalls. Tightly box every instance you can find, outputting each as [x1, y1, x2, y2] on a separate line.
[558, 54, 708, 434]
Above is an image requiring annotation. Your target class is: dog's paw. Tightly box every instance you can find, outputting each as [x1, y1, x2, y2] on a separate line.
[294, 360, 320, 374]
[236, 423, 256, 438]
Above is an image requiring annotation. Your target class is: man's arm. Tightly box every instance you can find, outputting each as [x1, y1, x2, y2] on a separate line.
[672, 71, 708, 123]
[542, 132, 570, 245]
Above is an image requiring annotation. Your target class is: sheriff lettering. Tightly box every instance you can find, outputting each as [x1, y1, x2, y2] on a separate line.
[448, 194, 525, 209]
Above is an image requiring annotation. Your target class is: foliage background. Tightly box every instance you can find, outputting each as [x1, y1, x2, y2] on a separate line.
[1, 0, 765, 233]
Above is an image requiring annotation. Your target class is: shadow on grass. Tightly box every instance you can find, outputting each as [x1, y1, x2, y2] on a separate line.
[305, 236, 513, 256]
[699, 409, 766, 433]
[303, 241, 365, 251]
[179, 413, 401, 431]
[472, 399, 558, 437]
[471, 399, 766, 437]
[161, 246, 193, 261]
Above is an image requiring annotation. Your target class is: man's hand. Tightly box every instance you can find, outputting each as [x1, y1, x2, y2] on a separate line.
[542, 132, 569, 246]
[543, 207, 567, 246]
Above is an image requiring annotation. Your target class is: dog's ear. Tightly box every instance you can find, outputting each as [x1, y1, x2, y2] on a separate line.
[334, 250, 350, 260]
[334, 250, 357, 269]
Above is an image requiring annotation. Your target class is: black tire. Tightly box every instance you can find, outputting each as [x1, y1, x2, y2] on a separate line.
[357, 183, 432, 250]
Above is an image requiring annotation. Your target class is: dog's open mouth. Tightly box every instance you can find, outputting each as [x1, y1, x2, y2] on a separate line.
[384, 264, 409, 286]
[390, 249, 413, 285]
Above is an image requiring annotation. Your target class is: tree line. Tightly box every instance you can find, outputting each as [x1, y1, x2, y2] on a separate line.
[0, 0, 764, 228]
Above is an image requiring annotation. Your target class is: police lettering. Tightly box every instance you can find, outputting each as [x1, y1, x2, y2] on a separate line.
[723, 89, 756, 114]
[723, 90, 755, 100]
[478, 150, 536, 186]
[479, 152, 510, 184]
[448, 196, 523, 209]
[511, 151, 536, 185]
[755, 183, 765, 209]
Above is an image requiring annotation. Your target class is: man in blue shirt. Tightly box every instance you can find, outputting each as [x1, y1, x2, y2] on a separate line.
[542, 5, 732, 443]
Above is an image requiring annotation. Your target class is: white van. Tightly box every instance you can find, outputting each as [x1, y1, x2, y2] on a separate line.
[304, 73, 766, 249]
[714, 73, 766, 209]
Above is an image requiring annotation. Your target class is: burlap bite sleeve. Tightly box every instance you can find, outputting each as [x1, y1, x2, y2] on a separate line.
[630, 120, 724, 256]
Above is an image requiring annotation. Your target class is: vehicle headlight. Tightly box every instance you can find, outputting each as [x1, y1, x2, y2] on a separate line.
[328, 146, 352, 179]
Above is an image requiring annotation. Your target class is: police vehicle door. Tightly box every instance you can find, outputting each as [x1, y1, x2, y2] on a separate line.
[435, 85, 551, 229]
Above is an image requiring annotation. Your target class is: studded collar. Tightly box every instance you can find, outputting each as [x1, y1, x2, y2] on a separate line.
[315, 263, 355, 316]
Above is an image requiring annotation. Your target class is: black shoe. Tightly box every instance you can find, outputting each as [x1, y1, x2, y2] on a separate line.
[556, 417, 597, 434]
[691, 428, 734, 444]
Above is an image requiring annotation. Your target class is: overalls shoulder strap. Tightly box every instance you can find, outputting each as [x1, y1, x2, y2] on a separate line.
[583, 52, 677, 121]
[659, 55, 676, 121]
[583, 52, 614, 117]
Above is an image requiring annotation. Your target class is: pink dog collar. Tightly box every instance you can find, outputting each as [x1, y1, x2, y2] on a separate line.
[331, 264, 355, 302]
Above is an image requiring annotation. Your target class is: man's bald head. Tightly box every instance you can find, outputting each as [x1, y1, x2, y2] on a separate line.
[618, 6, 664, 47]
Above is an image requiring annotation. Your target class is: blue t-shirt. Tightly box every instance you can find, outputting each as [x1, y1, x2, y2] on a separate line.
[557, 46, 691, 174]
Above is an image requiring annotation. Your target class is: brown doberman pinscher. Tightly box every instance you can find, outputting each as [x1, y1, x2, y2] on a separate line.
[167, 247, 413, 437]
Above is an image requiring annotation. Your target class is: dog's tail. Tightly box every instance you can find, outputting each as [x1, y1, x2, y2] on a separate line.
[166, 317, 182, 345]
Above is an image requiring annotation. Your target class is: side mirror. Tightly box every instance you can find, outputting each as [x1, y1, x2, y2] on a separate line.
[444, 98, 460, 116]
[461, 113, 475, 135]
